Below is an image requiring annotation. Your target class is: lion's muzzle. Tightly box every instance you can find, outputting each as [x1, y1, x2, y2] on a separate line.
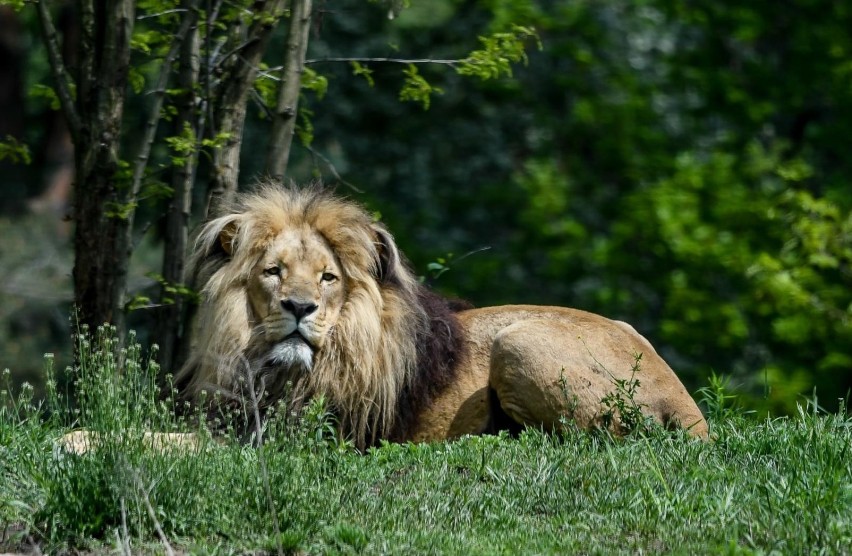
[266, 335, 314, 372]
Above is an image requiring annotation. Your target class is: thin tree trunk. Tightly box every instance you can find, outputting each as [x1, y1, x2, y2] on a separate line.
[70, 0, 135, 334]
[204, 0, 287, 219]
[0, 8, 24, 140]
[158, 0, 201, 373]
[265, 0, 312, 179]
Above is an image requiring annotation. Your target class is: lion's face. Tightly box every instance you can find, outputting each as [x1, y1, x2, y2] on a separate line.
[246, 227, 346, 371]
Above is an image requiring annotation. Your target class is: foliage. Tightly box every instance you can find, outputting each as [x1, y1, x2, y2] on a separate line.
[27, 83, 62, 110]
[599, 353, 654, 435]
[350, 60, 375, 87]
[0, 0, 25, 10]
[3, 0, 852, 415]
[399, 64, 444, 110]
[294, 0, 852, 413]
[696, 372, 747, 423]
[0, 135, 31, 165]
[456, 25, 540, 80]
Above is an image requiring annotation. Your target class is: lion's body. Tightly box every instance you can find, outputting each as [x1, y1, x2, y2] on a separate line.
[411, 305, 708, 440]
[177, 184, 707, 448]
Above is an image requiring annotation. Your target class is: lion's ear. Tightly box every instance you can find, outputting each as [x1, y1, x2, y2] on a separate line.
[373, 225, 402, 284]
[219, 221, 238, 256]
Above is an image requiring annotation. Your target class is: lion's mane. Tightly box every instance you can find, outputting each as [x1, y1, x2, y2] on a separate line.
[177, 183, 465, 448]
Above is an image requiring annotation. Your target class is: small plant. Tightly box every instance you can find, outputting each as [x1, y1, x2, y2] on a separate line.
[556, 367, 580, 431]
[424, 247, 491, 282]
[27, 324, 197, 550]
[696, 371, 746, 422]
[599, 352, 654, 435]
[64, 324, 168, 434]
[329, 523, 369, 552]
[298, 396, 348, 452]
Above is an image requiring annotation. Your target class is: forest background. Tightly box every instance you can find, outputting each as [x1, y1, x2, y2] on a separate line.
[0, 0, 850, 415]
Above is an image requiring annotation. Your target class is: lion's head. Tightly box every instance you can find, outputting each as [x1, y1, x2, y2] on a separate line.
[177, 183, 462, 448]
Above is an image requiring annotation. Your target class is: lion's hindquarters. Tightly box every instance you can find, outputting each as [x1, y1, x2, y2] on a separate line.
[488, 319, 708, 436]
[489, 320, 612, 430]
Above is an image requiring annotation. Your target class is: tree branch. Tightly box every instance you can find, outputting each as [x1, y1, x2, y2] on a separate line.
[159, 0, 204, 373]
[304, 144, 363, 193]
[304, 57, 459, 66]
[132, 467, 176, 556]
[251, 88, 362, 192]
[202, 0, 225, 139]
[138, 9, 188, 20]
[35, 0, 81, 141]
[76, 0, 95, 122]
[205, 0, 287, 218]
[129, 2, 199, 202]
[264, 0, 313, 179]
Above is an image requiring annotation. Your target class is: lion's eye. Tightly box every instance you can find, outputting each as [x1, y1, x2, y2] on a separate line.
[264, 266, 281, 276]
[321, 272, 338, 283]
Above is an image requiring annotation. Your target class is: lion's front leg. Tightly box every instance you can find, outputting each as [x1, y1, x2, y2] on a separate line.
[58, 430, 203, 454]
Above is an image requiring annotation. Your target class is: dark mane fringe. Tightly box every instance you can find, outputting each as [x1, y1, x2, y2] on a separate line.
[387, 286, 468, 442]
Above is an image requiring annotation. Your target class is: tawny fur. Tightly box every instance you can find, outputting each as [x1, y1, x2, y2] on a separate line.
[177, 183, 436, 447]
[177, 183, 708, 448]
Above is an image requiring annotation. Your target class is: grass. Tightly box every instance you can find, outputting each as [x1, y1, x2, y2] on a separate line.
[1, 328, 851, 554]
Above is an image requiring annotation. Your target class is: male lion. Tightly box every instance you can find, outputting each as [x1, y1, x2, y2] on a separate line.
[176, 183, 707, 449]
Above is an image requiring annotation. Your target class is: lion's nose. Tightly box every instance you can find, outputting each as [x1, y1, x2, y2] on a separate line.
[281, 299, 318, 321]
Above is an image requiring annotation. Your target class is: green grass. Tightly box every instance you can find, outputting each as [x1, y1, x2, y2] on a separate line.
[2, 328, 851, 554]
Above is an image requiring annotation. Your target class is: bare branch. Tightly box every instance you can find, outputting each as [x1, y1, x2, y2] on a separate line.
[133, 468, 176, 556]
[159, 0, 204, 373]
[250, 87, 275, 119]
[265, 0, 313, 179]
[35, 0, 81, 140]
[304, 144, 363, 193]
[251, 89, 361, 192]
[202, 0, 225, 138]
[304, 57, 459, 66]
[212, 37, 261, 72]
[138, 9, 188, 20]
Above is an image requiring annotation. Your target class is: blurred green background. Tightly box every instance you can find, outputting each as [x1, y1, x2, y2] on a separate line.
[1, 0, 850, 414]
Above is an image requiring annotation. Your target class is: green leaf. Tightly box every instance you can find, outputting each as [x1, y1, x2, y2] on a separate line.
[297, 105, 315, 147]
[105, 200, 138, 221]
[399, 64, 443, 110]
[456, 25, 541, 80]
[164, 122, 197, 166]
[0, 0, 26, 11]
[0, 135, 31, 165]
[301, 67, 328, 99]
[254, 63, 277, 117]
[128, 67, 146, 94]
[350, 61, 375, 87]
[29, 83, 62, 110]
[126, 294, 152, 311]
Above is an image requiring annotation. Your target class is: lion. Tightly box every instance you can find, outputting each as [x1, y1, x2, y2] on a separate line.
[175, 183, 708, 449]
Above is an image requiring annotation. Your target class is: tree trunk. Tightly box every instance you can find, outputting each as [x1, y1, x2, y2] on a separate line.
[158, 0, 201, 373]
[204, 0, 287, 219]
[265, 0, 312, 179]
[71, 0, 135, 334]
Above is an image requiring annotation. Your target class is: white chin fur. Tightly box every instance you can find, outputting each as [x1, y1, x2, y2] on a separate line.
[267, 337, 314, 371]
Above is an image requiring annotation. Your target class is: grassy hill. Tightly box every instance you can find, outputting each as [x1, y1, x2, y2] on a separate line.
[2, 331, 850, 554]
